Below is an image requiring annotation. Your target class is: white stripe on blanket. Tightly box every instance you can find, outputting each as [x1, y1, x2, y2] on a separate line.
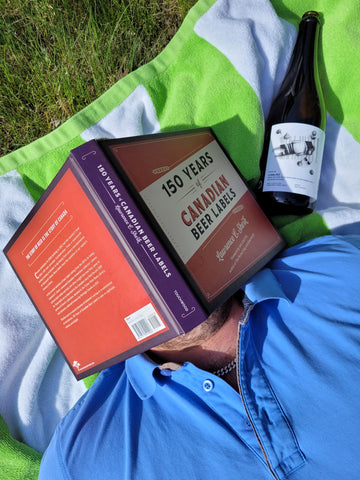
[317, 116, 360, 233]
[194, 0, 297, 116]
[81, 85, 161, 141]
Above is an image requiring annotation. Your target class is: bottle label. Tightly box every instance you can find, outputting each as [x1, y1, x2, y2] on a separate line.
[263, 122, 325, 199]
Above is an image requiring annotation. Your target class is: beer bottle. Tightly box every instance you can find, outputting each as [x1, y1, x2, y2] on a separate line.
[255, 11, 326, 215]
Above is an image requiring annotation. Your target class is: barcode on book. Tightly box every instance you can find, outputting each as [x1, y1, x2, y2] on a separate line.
[125, 303, 166, 341]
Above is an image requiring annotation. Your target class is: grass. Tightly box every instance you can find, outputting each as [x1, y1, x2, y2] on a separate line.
[0, 0, 196, 156]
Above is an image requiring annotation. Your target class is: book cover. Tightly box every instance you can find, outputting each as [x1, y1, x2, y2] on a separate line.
[4, 128, 285, 379]
[101, 129, 285, 310]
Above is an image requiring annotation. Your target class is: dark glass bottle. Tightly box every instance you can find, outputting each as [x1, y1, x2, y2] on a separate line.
[255, 11, 326, 216]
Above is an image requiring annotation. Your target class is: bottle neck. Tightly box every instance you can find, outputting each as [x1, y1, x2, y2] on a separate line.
[287, 16, 320, 94]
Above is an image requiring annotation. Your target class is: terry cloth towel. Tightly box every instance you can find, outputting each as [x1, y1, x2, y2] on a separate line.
[0, 0, 359, 478]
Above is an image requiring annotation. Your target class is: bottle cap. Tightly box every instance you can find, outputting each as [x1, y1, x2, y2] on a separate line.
[302, 11, 321, 23]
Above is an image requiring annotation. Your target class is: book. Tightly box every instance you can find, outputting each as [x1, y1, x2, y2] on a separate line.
[4, 128, 285, 379]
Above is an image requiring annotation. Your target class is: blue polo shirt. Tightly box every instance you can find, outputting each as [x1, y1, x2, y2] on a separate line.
[39, 235, 360, 480]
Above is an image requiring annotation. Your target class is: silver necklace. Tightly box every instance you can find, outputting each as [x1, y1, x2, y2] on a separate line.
[212, 358, 237, 377]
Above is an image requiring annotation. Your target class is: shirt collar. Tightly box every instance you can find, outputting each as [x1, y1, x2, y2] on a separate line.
[242, 267, 290, 305]
[125, 267, 290, 399]
[125, 353, 158, 399]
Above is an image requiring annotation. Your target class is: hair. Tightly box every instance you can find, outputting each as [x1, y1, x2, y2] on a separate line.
[152, 290, 244, 352]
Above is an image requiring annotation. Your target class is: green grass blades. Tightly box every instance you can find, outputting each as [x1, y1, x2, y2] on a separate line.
[0, 0, 196, 156]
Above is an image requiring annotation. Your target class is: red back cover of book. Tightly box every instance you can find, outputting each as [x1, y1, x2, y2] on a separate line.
[5, 166, 170, 378]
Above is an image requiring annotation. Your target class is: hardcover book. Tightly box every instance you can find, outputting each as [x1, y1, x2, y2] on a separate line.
[4, 128, 285, 379]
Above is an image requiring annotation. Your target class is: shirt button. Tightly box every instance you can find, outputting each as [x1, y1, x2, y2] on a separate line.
[203, 379, 214, 392]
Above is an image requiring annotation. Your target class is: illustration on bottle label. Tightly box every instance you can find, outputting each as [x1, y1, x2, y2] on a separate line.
[263, 122, 325, 199]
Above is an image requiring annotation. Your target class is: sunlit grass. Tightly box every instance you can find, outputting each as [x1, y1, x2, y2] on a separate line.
[0, 0, 196, 155]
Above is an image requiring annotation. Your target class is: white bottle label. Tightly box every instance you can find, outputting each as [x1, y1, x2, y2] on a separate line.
[263, 122, 325, 200]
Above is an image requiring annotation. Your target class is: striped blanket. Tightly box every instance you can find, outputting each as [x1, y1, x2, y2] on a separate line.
[0, 0, 359, 477]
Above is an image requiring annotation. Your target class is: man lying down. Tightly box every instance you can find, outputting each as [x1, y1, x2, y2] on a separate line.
[38, 234, 360, 480]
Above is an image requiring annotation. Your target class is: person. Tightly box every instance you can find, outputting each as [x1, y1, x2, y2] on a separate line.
[38, 234, 360, 480]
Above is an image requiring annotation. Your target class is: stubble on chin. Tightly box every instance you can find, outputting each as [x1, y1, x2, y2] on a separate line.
[151, 297, 234, 353]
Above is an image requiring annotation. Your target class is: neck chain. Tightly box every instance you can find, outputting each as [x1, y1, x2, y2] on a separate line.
[212, 357, 237, 377]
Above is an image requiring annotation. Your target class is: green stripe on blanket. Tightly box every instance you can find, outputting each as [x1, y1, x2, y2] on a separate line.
[148, 32, 263, 182]
[0, 1, 359, 479]
[0, 415, 41, 480]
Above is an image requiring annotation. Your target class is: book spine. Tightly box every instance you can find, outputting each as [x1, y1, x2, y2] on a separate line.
[70, 140, 208, 332]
